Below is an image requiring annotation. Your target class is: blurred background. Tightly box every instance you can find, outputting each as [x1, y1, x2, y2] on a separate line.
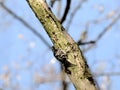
[0, 0, 120, 90]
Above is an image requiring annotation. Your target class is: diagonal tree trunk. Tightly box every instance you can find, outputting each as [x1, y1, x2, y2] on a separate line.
[27, 0, 98, 90]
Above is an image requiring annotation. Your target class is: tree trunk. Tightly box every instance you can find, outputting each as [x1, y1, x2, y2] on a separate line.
[27, 0, 98, 90]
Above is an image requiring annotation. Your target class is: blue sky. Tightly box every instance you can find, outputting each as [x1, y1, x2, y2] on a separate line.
[0, 0, 120, 90]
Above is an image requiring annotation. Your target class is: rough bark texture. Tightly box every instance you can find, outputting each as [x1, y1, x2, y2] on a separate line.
[27, 0, 98, 90]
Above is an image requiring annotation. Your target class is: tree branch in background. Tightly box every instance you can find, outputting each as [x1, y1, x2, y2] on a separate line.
[77, 40, 95, 45]
[0, 2, 51, 48]
[95, 13, 120, 42]
[66, 0, 87, 30]
[83, 13, 120, 52]
[56, 0, 61, 18]
[60, 0, 71, 24]
[50, 0, 60, 7]
[50, 0, 56, 7]
[60, 65, 68, 90]
[33, 71, 120, 84]
[94, 72, 120, 77]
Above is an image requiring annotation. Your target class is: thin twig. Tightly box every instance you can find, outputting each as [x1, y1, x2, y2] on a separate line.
[77, 40, 95, 45]
[50, 0, 60, 7]
[0, 2, 51, 48]
[94, 72, 120, 77]
[60, 0, 71, 24]
[83, 13, 120, 52]
[66, 0, 87, 30]
[95, 14, 120, 42]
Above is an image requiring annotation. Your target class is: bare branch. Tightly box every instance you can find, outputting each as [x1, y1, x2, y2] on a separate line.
[77, 40, 95, 45]
[66, 0, 87, 30]
[50, 0, 60, 7]
[0, 2, 51, 48]
[83, 13, 120, 52]
[60, 0, 71, 24]
[95, 13, 120, 42]
[94, 72, 120, 77]
[27, 0, 98, 89]
[60, 65, 68, 90]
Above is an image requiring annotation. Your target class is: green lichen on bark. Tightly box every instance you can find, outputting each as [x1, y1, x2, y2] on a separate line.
[27, 0, 98, 90]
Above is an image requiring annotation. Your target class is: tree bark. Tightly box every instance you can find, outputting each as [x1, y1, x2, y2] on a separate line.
[27, 0, 98, 90]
